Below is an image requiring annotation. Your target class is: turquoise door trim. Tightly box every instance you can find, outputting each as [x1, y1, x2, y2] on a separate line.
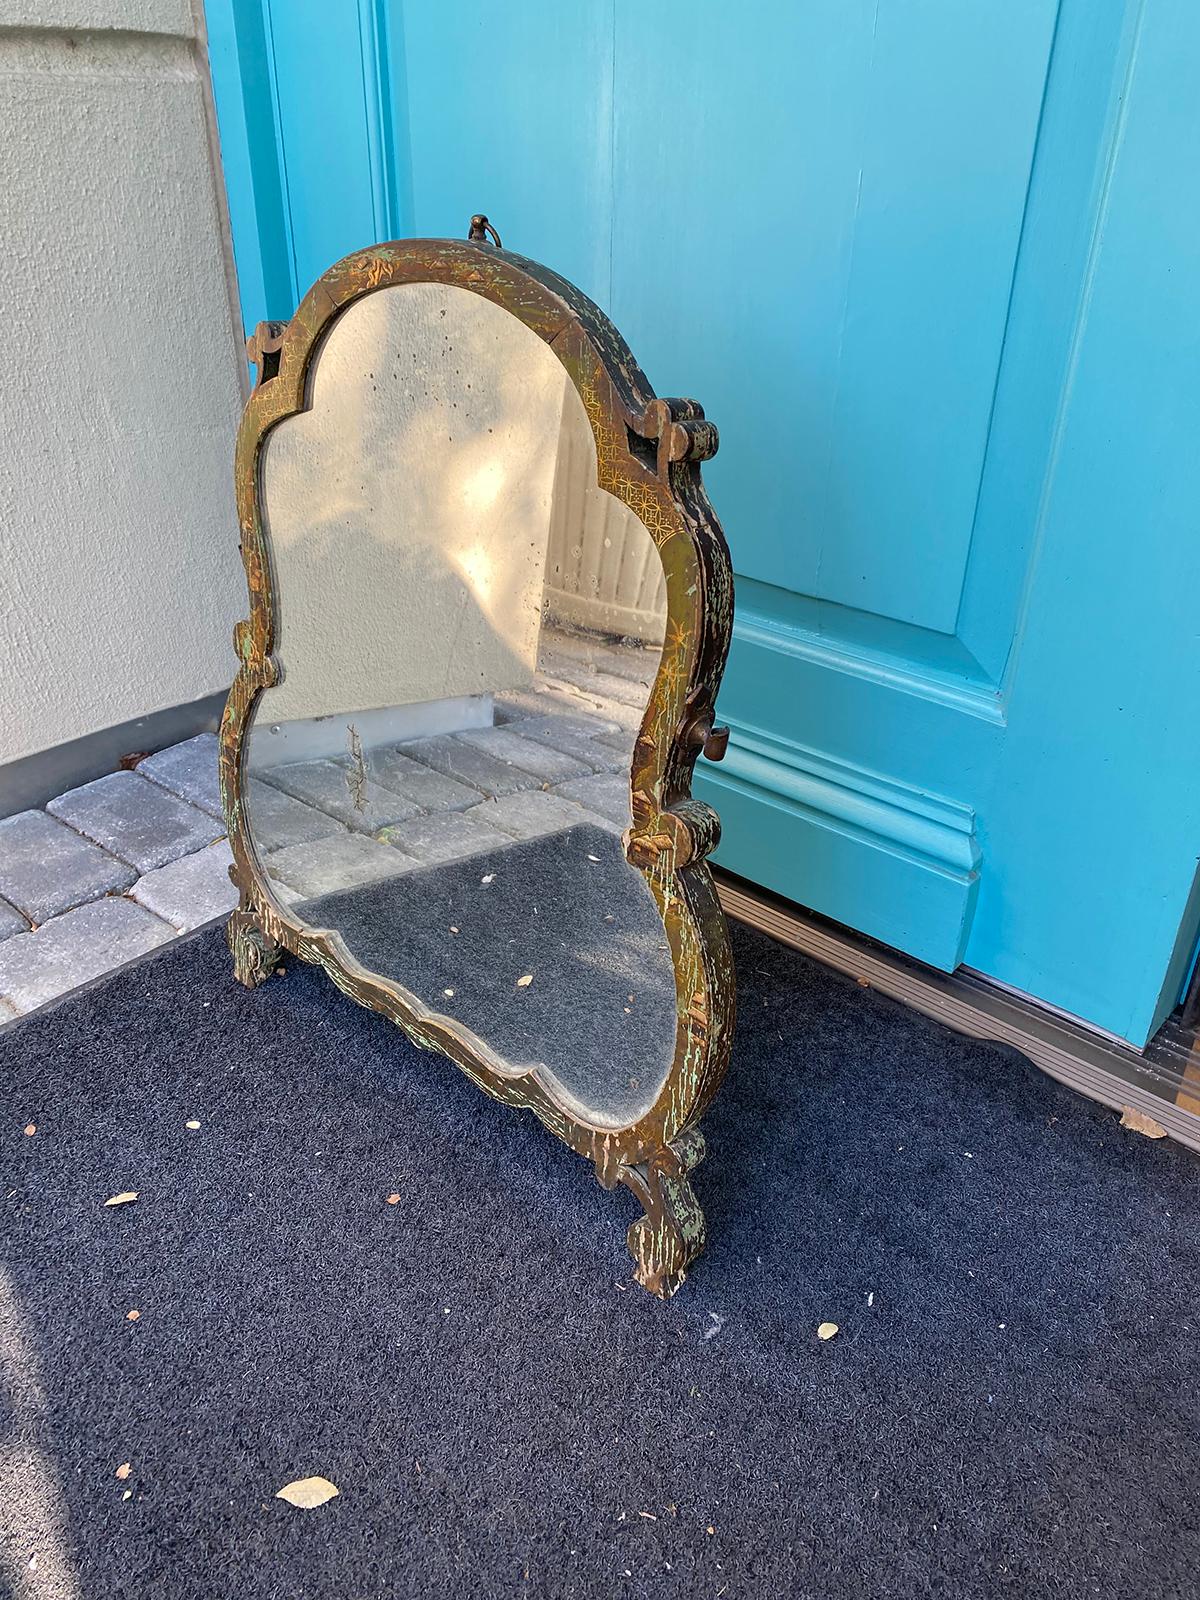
[692, 0, 1200, 1041]
[204, 0, 413, 333]
[204, 0, 293, 328]
[204, 0, 1200, 1047]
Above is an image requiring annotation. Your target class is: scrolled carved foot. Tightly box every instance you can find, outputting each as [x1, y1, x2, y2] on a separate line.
[226, 908, 282, 989]
[621, 1128, 707, 1298]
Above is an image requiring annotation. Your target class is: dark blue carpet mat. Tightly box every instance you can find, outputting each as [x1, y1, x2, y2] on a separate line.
[1, 921, 1197, 1598]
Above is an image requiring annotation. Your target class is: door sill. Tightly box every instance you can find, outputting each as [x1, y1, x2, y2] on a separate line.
[716, 871, 1200, 1154]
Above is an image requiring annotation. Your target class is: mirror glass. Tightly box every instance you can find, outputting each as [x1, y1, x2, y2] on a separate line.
[243, 282, 675, 1127]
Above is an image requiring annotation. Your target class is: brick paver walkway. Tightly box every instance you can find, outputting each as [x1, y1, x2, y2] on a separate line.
[0, 631, 657, 1023]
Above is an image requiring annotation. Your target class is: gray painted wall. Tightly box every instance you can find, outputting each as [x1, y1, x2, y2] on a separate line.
[0, 0, 245, 781]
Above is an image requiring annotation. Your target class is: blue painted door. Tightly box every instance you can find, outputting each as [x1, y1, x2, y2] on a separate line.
[206, 0, 1200, 1047]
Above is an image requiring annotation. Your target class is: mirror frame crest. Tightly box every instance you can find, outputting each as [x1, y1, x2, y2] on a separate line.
[220, 237, 735, 1296]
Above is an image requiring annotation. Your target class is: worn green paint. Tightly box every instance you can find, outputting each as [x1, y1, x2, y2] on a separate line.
[221, 238, 736, 1296]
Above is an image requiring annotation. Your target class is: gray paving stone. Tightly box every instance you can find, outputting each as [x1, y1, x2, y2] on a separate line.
[255, 759, 422, 834]
[0, 808, 136, 922]
[130, 841, 237, 932]
[137, 733, 223, 818]
[553, 771, 632, 827]
[0, 897, 30, 939]
[244, 778, 345, 851]
[264, 833, 419, 899]
[47, 771, 223, 873]
[455, 726, 590, 783]
[353, 747, 482, 813]
[0, 897, 175, 1015]
[503, 716, 628, 773]
[377, 810, 511, 867]
[464, 790, 618, 842]
[398, 734, 543, 799]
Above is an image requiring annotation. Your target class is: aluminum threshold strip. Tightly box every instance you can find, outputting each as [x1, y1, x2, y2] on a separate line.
[716, 875, 1200, 1155]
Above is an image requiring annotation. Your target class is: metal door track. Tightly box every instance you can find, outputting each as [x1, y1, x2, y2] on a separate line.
[716, 873, 1200, 1154]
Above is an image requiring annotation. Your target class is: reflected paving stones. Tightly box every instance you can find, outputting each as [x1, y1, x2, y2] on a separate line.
[376, 810, 510, 866]
[265, 833, 420, 899]
[353, 748, 482, 814]
[464, 790, 620, 841]
[493, 685, 620, 728]
[243, 778, 344, 852]
[396, 734, 546, 799]
[551, 772, 631, 827]
[254, 759, 422, 834]
[534, 674, 643, 729]
[455, 725, 590, 783]
[501, 716, 629, 773]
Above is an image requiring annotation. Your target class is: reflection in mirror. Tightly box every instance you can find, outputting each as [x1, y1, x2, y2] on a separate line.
[243, 282, 674, 1127]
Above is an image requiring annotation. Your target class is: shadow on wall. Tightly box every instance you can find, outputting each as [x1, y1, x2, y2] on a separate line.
[259, 281, 567, 725]
[256, 279, 669, 734]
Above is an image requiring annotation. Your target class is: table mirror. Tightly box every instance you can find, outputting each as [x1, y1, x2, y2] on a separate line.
[220, 224, 735, 1295]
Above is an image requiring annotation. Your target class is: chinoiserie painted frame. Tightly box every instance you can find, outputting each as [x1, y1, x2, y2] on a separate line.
[219, 235, 736, 1296]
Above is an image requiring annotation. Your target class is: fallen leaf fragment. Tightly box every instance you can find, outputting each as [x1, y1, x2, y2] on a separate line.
[104, 1192, 138, 1208]
[23, 1124, 35, 1137]
[1119, 1105, 1167, 1139]
[817, 1321, 839, 1341]
[516, 974, 533, 988]
[386, 1193, 400, 1205]
[276, 1476, 339, 1509]
[115, 1463, 131, 1481]
[126, 1309, 140, 1322]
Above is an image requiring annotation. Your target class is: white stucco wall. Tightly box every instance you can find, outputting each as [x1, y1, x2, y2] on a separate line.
[0, 1, 245, 766]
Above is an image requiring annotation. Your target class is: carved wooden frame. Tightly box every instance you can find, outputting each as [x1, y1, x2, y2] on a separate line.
[220, 237, 735, 1296]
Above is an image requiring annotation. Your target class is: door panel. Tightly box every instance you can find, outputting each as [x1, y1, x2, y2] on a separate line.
[206, 0, 1200, 1044]
[611, 0, 1059, 636]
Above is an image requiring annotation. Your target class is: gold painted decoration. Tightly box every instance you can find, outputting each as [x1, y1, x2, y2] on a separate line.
[220, 234, 736, 1296]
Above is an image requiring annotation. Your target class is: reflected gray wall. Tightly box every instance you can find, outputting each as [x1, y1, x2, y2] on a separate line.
[261, 282, 567, 723]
